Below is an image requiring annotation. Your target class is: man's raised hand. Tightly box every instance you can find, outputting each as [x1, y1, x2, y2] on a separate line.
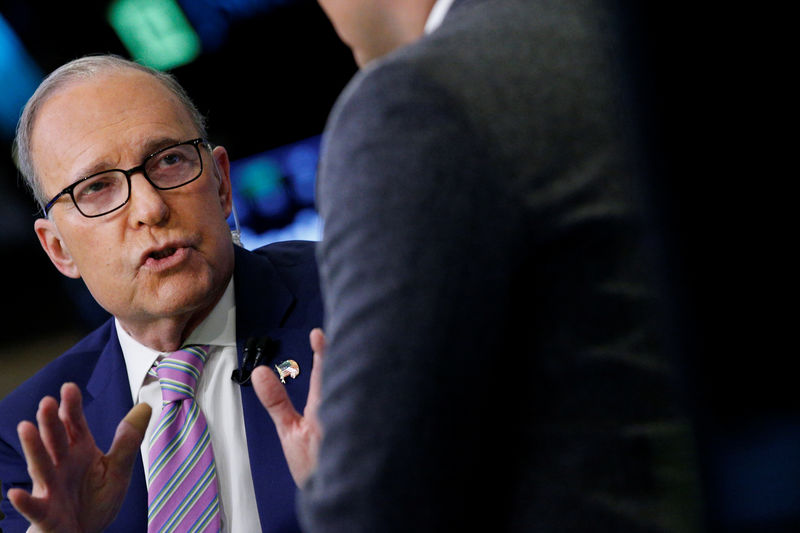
[7, 383, 150, 533]
[253, 328, 326, 488]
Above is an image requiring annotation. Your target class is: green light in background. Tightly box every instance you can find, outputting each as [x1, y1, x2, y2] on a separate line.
[108, 0, 201, 70]
[240, 158, 283, 199]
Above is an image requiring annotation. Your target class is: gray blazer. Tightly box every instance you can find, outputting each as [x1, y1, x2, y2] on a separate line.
[306, 0, 702, 531]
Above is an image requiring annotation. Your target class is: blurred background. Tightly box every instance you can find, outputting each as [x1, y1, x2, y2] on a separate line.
[0, 2, 794, 532]
[0, 0, 356, 394]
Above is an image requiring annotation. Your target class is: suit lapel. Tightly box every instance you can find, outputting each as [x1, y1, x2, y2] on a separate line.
[233, 245, 309, 530]
[234, 245, 296, 342]
[83, 326, 148, 532]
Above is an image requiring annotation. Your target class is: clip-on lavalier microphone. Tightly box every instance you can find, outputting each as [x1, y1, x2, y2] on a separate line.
[231, 336, 276, 385]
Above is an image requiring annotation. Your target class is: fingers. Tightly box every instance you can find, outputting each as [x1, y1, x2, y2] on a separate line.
[32, 383, 92, 469]
[18, 385, 95, 494]
[58, 383, 92, 447]
[305, 329, 326, 422]
[309, 327, 326, 355]
[6, 487, 49, 524]
[107, 402, 152, 478]
[17, 420, 55, 487]
[37, 395, 71, 468]
[252, 365, 301, 435]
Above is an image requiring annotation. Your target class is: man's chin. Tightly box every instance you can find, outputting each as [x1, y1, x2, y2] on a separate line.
[114, 273, 217, 323]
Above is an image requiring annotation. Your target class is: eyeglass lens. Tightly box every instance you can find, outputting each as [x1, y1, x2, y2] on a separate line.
[73, 142, 202, 216]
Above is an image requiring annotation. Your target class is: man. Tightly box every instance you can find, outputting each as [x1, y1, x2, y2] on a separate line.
[256, 0, 704, 531]
[0, 55, 322, 532]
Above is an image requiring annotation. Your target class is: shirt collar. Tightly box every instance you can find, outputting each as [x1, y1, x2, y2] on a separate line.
[424, 0, 456, 34]
[117, 278, 237, 402]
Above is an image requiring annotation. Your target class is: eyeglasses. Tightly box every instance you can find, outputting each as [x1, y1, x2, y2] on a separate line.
[42, 138, 210, 218]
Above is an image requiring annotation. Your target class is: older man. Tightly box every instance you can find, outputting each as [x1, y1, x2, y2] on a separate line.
[0, 55, 322, 533]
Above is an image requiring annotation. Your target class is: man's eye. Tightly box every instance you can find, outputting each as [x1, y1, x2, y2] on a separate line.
[75, 175, 119, 200]
[157, 151, 186, 167]
[84, 180, 110, 194]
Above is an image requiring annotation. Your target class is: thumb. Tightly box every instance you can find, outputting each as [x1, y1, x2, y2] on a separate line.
[106, 403, 152, 475]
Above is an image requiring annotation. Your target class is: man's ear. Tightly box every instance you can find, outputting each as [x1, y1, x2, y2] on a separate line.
[211, 146, 233, 218]
[34, 218, 81, 279]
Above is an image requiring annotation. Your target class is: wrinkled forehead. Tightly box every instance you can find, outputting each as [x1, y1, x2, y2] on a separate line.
[33, 70, 196, 140]
[31, 70, 198, 191]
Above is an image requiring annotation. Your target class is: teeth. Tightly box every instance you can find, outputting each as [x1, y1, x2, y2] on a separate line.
[151, 248, 176, 260]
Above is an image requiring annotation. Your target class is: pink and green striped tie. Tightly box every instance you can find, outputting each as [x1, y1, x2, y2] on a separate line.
[147, 345, 221, 533]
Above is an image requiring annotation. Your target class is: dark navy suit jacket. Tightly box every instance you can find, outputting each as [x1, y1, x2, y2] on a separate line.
[0, 241, 322, 532]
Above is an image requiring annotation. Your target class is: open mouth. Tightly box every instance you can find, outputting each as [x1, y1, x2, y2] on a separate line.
[140, 243, 193, 270]
[150, 247, 177, 260]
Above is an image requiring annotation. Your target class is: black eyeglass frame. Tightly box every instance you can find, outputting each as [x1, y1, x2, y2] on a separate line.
[42, 138, 211, 218]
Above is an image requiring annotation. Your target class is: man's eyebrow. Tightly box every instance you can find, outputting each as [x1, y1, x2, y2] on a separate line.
[74, 136, 188, 179]
[141, 136, 192, 156]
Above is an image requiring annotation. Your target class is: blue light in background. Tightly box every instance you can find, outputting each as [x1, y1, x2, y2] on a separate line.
[228, 134, 323, 249]
[0, 15, 42, 139]
[178, 0, 293, 52]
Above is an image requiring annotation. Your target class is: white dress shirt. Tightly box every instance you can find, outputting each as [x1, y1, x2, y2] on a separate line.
[424, 0, 456, 34]
[116, 279, 262, 533]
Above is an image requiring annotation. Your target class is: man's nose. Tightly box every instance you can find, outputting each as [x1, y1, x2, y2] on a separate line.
[127, 172, 169, 226]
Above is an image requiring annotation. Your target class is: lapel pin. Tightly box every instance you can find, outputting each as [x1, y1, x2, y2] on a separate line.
[275, 359, 300, 383]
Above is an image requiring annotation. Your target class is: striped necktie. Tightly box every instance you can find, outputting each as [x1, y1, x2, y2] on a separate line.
[147, 345, 221, 533]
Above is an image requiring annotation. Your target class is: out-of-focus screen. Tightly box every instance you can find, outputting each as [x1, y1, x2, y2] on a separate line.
[228, 134, 323, 249]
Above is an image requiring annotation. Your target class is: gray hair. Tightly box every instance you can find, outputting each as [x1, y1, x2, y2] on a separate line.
[12, 54, 208, 208]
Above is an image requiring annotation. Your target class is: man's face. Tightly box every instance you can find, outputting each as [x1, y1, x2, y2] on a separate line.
[31, 69, 235, 333]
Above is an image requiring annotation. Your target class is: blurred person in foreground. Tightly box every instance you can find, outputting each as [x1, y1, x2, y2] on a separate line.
[253, 0, 705, 531]
[0, 54, 322, 532]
